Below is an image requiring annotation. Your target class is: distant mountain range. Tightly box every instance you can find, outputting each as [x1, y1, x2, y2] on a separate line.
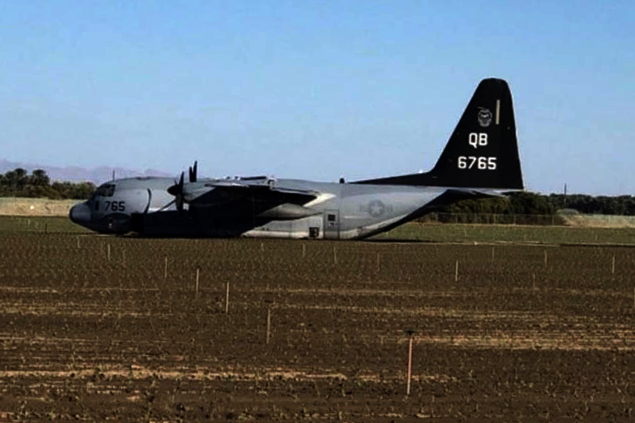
[0, 159, 173, 185]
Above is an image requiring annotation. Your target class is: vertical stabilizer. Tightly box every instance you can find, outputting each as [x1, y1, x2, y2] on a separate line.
[356, 78, 523, 190]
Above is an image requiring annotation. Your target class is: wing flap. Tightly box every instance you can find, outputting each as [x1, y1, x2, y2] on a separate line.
[184, 180, 318, 207]
[203, 180, 318, 196]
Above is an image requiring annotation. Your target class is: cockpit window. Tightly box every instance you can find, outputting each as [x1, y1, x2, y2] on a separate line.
[95, 184, 115, 197]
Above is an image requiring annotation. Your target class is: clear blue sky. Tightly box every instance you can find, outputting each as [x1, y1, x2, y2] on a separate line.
[1, 1, 633, 195]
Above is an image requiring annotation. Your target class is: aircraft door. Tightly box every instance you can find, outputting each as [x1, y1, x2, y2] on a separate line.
[323, 209, 340, 239]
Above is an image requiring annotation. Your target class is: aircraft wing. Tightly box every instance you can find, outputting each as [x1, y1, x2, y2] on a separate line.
[171, 178, 321, 220]
[183, 179, 319, 208]
[201, 180, 319, 198]
[194, 180, 320, 202]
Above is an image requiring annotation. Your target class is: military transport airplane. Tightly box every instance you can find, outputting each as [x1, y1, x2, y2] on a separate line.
[69, 78, 523, 239]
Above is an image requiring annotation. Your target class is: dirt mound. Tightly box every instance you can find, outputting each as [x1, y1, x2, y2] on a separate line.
[561, 213, 635, 228]
[0, 197, 80, 217]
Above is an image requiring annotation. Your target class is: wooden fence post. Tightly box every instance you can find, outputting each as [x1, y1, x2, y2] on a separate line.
[406, 334, 414, 396]
[455, 260, 459, 282]
[225, 282, 230, 314]
[266, 307, 272, 344]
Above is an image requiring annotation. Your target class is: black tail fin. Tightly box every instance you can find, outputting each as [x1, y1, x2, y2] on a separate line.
[356, 78, 523, 190]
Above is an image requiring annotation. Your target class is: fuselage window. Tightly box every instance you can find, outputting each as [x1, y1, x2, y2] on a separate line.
[95, 201, 100, 211]
[327, 214, 336, 222]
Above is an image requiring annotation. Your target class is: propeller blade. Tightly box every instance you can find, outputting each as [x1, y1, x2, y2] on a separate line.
[177, 172, 184, 214]
[189, 161, 198, 183]
[167, 172, 185, 215]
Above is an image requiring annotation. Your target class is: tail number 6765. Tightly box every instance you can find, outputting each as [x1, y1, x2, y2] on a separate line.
[457, 156, 497, 170]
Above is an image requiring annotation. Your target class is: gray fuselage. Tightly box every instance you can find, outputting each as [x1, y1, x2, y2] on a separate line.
[70, 176, 446, 239]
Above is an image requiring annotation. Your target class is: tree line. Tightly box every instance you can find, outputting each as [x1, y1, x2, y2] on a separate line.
[1, 168, 633, 216]
[434, 192, 635, 217]
[0, 168, 95, 200]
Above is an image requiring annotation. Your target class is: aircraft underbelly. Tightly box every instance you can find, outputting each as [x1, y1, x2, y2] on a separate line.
[336, 189, 440, 239]
[134, 185, 441, 239]
[243, 215, 324, 239]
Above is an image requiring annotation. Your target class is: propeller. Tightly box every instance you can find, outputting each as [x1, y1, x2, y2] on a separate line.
[163, 161, 199, 215]
[189, 161, 198, 183]
[167, 172, 185, 214]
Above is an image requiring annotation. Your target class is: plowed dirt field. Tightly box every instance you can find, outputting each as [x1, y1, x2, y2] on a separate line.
[2, 228, 635, 421]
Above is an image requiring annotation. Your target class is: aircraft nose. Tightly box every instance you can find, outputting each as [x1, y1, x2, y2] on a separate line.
[69, 202, 91, 224]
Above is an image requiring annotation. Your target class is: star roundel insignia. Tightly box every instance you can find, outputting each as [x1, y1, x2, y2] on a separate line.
[368, 200, 386, 217]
